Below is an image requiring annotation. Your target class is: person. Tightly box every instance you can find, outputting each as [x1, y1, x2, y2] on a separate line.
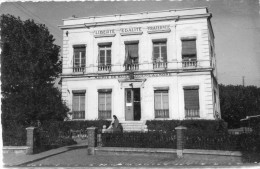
[105, 115, 121, 133]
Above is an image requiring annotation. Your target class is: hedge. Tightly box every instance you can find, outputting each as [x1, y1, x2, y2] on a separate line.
[102, 131, 177, 148]
[146, 119, 228, 133]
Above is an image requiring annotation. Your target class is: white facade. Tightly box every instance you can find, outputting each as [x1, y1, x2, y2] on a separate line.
[59, 7, 221, 122]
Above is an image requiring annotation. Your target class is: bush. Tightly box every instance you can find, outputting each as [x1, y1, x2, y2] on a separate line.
[102, 131, 177, 148]
[2, 120, 28, 146]
[146, 119, 227, 133]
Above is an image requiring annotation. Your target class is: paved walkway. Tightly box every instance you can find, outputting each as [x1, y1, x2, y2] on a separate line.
[3, 144, 260, 168]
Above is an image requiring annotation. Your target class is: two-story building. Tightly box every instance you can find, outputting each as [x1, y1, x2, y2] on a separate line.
[59, 7, 221, 130]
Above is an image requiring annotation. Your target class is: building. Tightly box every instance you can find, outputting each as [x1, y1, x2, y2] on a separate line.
[59, 7, 221, 129]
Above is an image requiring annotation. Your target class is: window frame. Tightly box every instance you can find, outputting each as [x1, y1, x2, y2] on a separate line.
[183, 86, 200, 118]
[153, 41, 167, 63]
[181, 38, 197, 61]
[154, 89, 169, 118]
[98, 89, 112, 119]
[98, 43, 112, 66]
[72, 90, 86, 120]
[73, 45, 86, 68]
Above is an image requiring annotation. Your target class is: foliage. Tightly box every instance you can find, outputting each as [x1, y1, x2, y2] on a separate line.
[219, 84, 260, 128]
[1, 14, 69, 125]
[2, 120, 28, 146]
[146, 119, 227, 133]
[185, 131, 260, 153]
[241, 116, 260, 135]
[102, 131, 176, 148]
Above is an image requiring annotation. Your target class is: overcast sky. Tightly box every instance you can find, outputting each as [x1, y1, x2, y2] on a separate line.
[1, 0, 260, 87]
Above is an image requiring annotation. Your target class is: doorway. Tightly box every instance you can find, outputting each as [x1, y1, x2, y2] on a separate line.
[125, 88, 141, 121]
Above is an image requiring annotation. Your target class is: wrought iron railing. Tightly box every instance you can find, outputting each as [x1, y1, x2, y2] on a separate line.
[73, 67, 85, 72]
[155, 109, 169, 118]
[153, 62, 167, 69]
[182, 60, 197, 68]
[125, 64, 139, 71]
[72, 111, 85, 119]
[99, 110, 111, 119]
[98, 65, 111, 71]
[185, 109, 200, 118]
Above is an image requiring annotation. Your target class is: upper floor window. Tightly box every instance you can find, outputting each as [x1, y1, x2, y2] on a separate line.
[98, 43, 112, 71]
[124, 42, 139, 71]
[73, 45, 86, 72]
[184, 86, 200, 118]
[153, 39, 167, 69]
[72, 90, 86, 119]
[182, 39, 197, 68]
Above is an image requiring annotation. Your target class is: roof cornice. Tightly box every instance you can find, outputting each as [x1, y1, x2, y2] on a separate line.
[58, 13, 211, 30]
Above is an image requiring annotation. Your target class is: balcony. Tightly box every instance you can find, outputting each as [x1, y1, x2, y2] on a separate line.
[182, 60, 197, 68]
[153, 62, 167, 69]
[98, 65, 111, 72]
[99, 110, 111, 119]
[155, 109, 169, 118]
[72, 111, 85, 119]
[73, 67, 85, 73]
[185, 109, 200, 118]
[125, 63, 139, 71]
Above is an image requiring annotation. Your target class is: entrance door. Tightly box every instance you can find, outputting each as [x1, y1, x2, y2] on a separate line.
[125, 88, 141, 121]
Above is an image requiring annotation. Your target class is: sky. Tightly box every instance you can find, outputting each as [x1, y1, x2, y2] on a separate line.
[0, 0, 260, 87]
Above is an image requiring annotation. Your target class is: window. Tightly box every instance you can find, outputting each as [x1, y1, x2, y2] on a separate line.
[98, 89, 112, 119]
[182, 39, 197, 67]
[98, 43, 111, 71]
[153, 40, 167, 69]
[124, 42, 139, 70]
[184, 86, 200, 118]
[73, 45, 86, 72]
[154, 90, 169, 118]
[72, 90, 86, 119]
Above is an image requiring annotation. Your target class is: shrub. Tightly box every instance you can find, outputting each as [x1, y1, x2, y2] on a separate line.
[146, 119, 227, 133]
[102, 131, 177, 148]
[2, 120, 28, 146]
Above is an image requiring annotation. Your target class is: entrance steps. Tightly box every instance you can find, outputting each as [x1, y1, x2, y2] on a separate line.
[120, 121, 148, 132]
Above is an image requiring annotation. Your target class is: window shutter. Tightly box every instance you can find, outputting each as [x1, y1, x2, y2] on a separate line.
[182, 39, 196, 55]
[79, 95, 85, 111]
[126, 44, 138, 58]
[106, 93, 111, 111]
[162, 92, 169, 109]
[98, 93, 106, 111]
[184, 88, 199, 109]
[154, 92, 161, 110]
[72, 95, 79, 111]
[107, 49, 111, 65]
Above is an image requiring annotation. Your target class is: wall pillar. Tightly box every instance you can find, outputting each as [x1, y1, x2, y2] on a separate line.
[26, 127, 37, 154]
[87, 127, 97, 155]
[175, 126, 187, 158]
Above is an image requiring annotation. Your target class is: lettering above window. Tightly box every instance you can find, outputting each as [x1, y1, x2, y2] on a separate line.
[94, 29, 116, 38]
[148, 25, 171, 34]
[120, 27, 143, 36]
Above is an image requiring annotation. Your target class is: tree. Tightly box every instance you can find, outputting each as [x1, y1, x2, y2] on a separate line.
[1, 14, 69, 125]
[219, 84, 260, 128]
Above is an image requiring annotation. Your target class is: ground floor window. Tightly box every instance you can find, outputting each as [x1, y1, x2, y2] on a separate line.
[98, 89, 112, 119]
[154, 90, 169, 118]
[184, 86, 200, 118]
[72, 90, 86, 119]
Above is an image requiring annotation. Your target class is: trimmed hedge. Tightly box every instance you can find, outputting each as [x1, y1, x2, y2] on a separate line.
[102, 131, 177, 148]
[146, 119, 228, 133]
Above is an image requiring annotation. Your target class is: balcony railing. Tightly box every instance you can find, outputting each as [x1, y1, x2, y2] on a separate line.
[153, 62, 167, 69]
[185, 109, 200, 118]
[182, 60, 197, 68]
[98, 65, 111, 72]
[73, 67, 85, 72]
[72, 111, 85, 119]
[155, 109, 169, 118]
[99, 110, 111, 119]
[125, 64, 139, 71]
